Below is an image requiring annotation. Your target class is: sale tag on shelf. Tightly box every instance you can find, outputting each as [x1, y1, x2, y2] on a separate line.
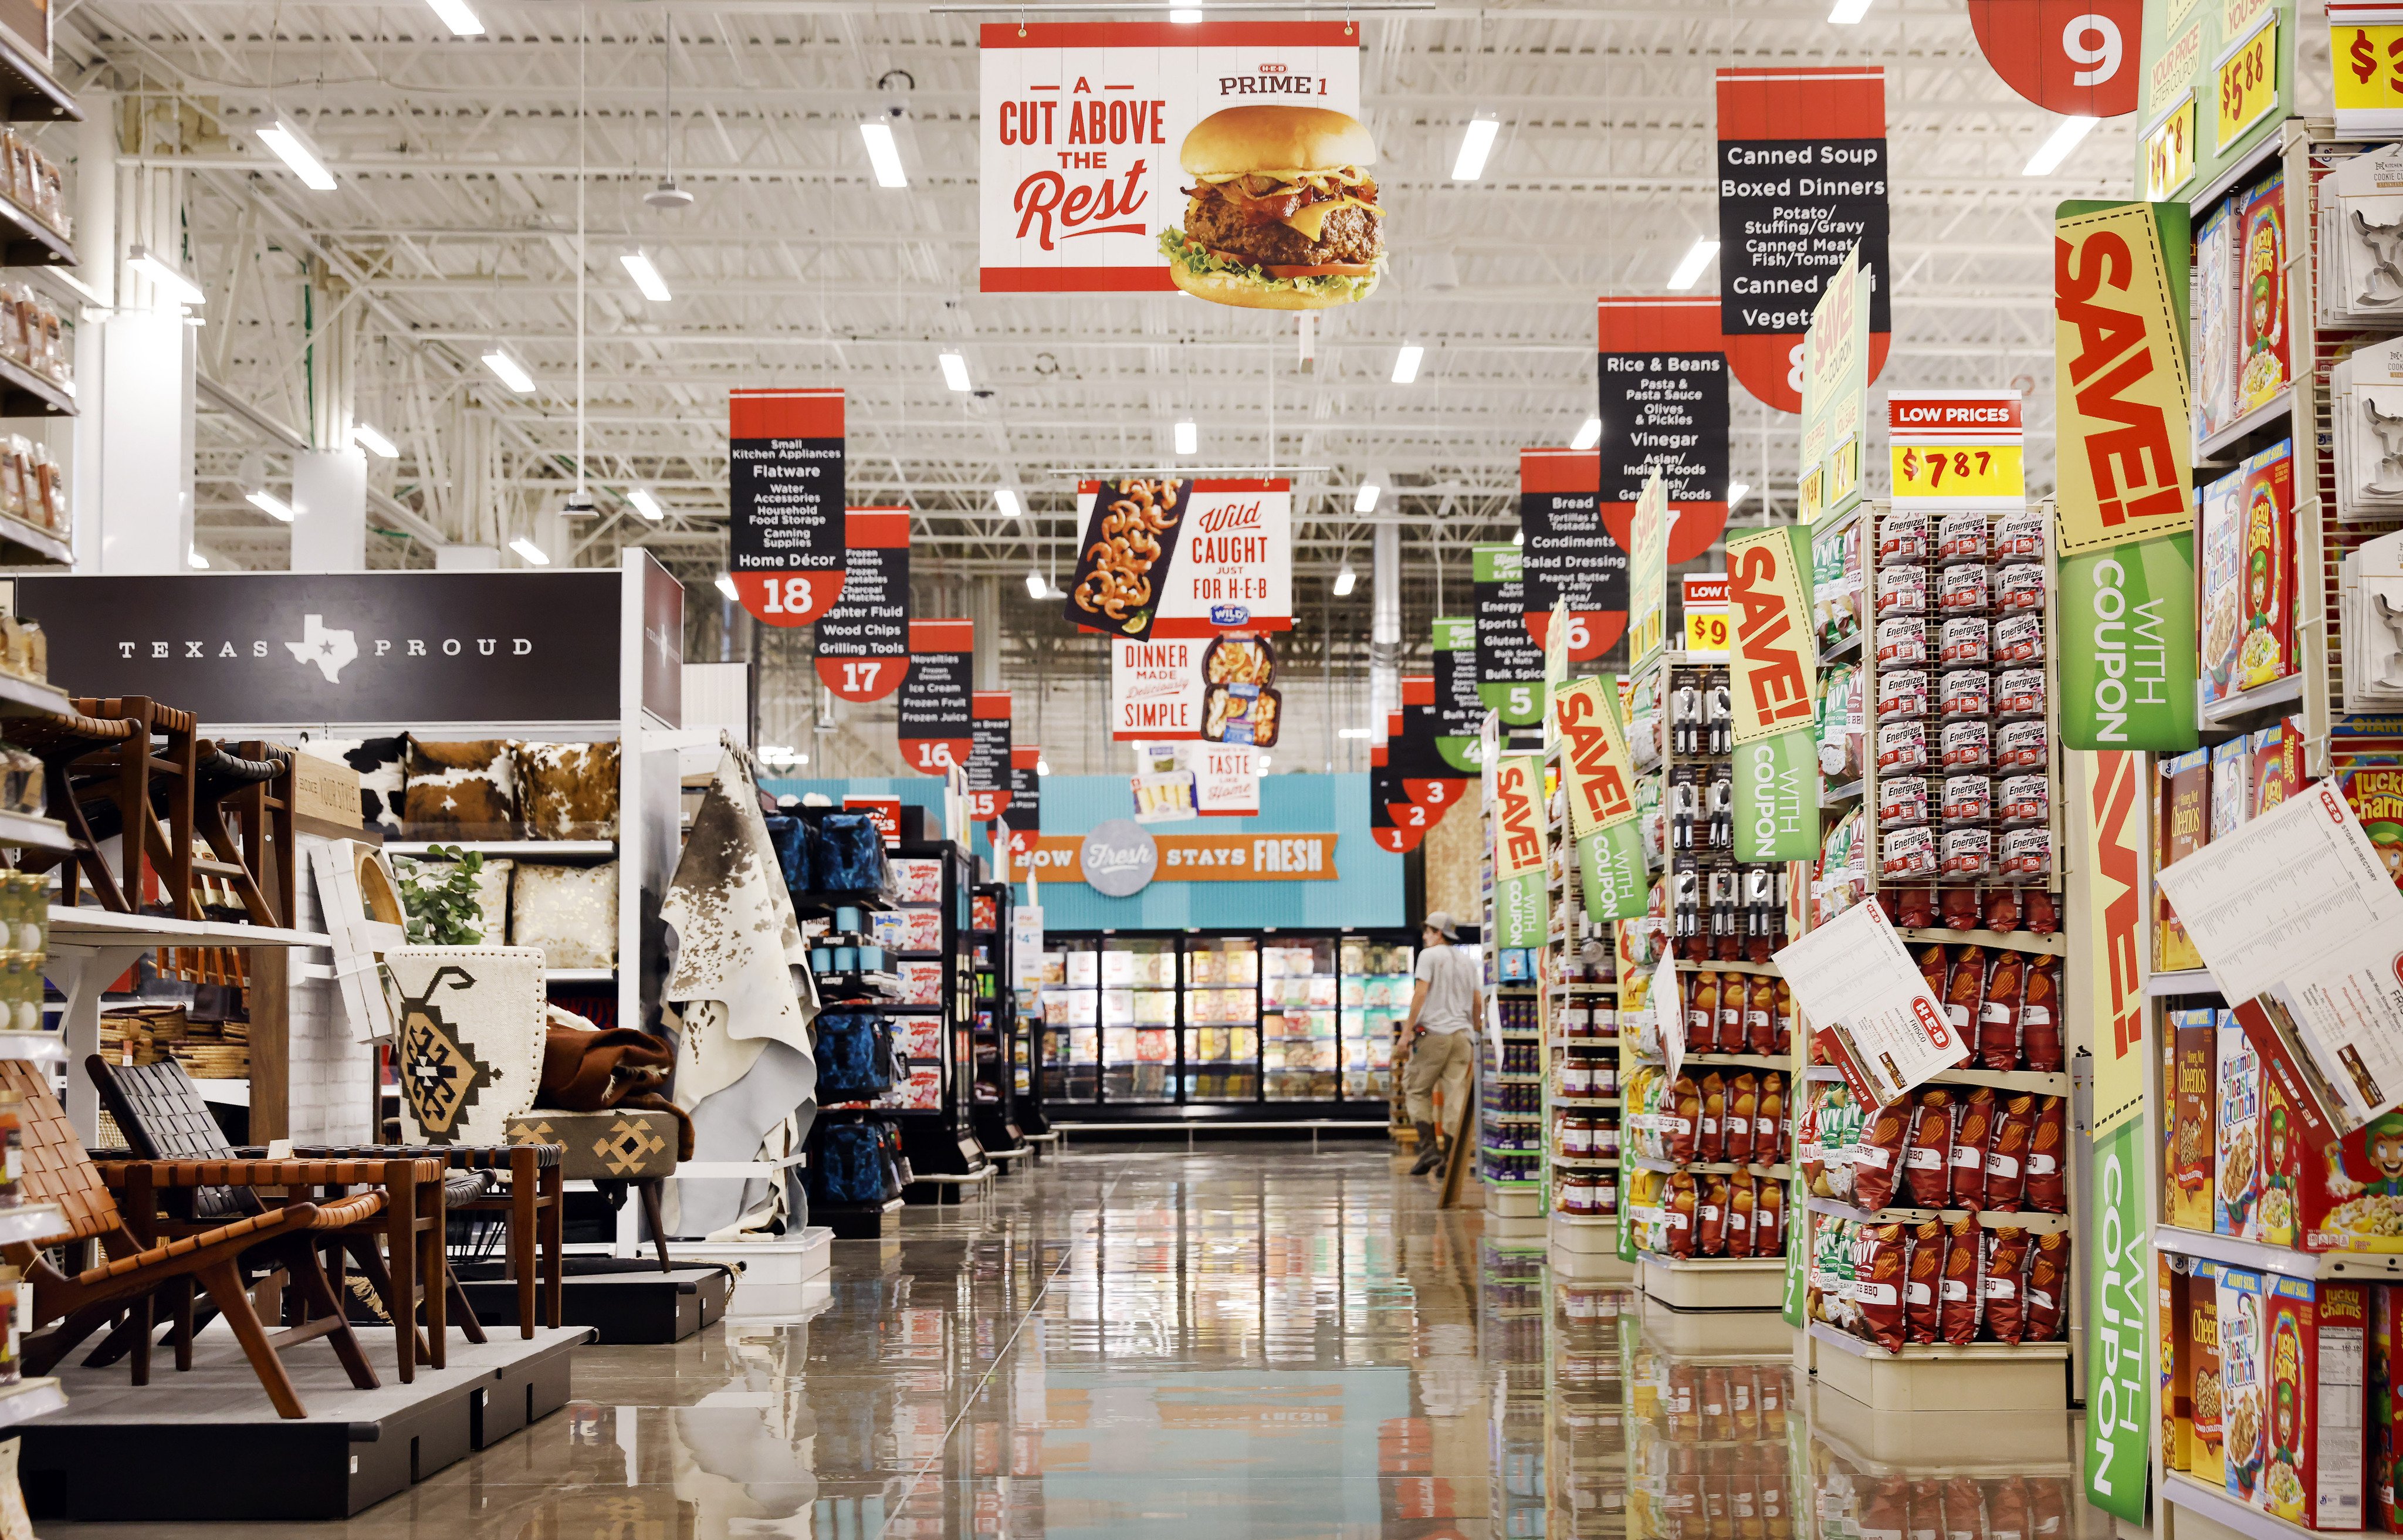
[2142, 93, 2198, 200]
[2333, 8, 2403, 134]
[1681, 575, 1730, 654]
[1888, 390, 2026, 510]
[1724, 526, 1819, 864]
[2215, 15, 2279, 151]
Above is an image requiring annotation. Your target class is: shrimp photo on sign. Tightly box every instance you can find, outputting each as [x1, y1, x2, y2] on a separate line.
[1064, 475, 1295, 643]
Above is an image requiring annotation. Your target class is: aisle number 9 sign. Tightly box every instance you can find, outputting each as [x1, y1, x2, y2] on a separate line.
[1964, 1, 2141, 118]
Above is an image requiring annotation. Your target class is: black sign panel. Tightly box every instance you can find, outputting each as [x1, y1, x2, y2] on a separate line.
[1600, 353, 1730, 509]
[1004, 750, 1041, 834]
[728, 388, 846, 625]
[896, 620, 973, 776]
[966, 692, 1011, 820]
[1518, 449, 1626, 658]
[1474, 545, 1543, 725]
[814, 509, 909, 703]
[13, 571, 621, 725]
[1715, 137, 1891, 339]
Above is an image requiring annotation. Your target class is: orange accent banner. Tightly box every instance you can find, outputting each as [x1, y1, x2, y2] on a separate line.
[1008, 831, 1338, 884]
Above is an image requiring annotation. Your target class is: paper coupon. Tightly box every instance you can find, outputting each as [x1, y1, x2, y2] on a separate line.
[1772, 900, 1969, 1104]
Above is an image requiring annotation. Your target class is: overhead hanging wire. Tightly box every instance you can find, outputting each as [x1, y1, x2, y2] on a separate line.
[576, 6, 587, 506]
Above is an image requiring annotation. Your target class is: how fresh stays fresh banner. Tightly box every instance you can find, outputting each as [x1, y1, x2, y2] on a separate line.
[815, 506, 909, 702]
[1475, 544, 1545, 726]
[1725, 525, 1819, 862]
[964, 691, 1013, 820]
[1714, 66, 1892, 414]
[1626, 472, 1670, 669]
[2056, 199, 2198, 751]
[897, 620, 974, 774]
[1796, 243, 1870, 524]
[1552, 677, 1648, 920]
[2084, 1118, 2151, 1524]
[1491, 753, 1549, 947]
[1520, 448, 1625, 661]
[728, 388, 845, 627]
[1598, 296, 1731, 566]
[1064, 477, 1291, 641]
[977, 21, 1361, 293]
[1433, 617, 1483, 772]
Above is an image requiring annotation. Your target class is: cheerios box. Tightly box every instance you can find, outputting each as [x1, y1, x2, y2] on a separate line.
[2255, 1275, 2368, 1530]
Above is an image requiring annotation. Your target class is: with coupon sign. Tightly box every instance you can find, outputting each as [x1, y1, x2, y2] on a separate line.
[1551, 677, 1649, 920]
[1771, 899, 1968, 1106]
[1725, 526, 1819, 864]
[1490, 753, 1549, 949]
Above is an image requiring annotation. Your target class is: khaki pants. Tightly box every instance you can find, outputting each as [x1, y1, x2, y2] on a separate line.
[1402, 1027, 1474, 1129]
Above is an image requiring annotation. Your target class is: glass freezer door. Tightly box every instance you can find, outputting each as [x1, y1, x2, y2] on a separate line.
[1179, 936, 1259, 1102]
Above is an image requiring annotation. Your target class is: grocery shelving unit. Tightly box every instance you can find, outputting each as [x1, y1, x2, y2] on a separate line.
[1542, 735, 1632, 1277]
[0, 35, 77, 574]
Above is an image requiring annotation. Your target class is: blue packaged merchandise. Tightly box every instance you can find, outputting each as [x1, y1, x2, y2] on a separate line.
[814, 812, 888, 892]
[763, 815, 807, 892]
[816, 1011, 901, 1102]
[811, 1121, 903, 1205]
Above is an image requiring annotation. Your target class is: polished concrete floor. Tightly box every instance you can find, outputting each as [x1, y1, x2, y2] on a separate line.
[51, 1138, 2113, 1539]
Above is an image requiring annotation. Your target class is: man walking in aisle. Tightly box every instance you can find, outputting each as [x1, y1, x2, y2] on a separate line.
[1399, 911, 1480, 1176]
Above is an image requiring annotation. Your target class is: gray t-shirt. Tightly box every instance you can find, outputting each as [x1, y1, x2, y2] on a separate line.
[1413, 943, 1480, 1035]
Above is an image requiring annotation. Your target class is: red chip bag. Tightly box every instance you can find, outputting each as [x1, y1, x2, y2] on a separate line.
[2019, 957, 2064, 1072]
[1853, 1098, 1910, 1213]
[1979, 951, 2024, 1071]
[1698, 1174, 1731, 1256]
[1746, 977, 1778, 1055]
[1756, 1178, 1785, 1258]
[1985, 1094, 2035, 1210]
[1669, 1075, 1701, 1164]
[1939, 1218, 1981, 1345]
[1718, 982, 1744, 1057]
[1989, 1476, 2033, 1540]
[1903, 1089, 1957, 1207]
[2025, 1096, 2068, 1213]
[2025, 1231, 2069, 1342]
[1856, 1222, 1908, 1352]
[1878, 886, 1903, 923]
[1726, 1073, 1758, 1167]
[1759, 1071, 1787, 1159]
[1940, 885, 1980, 930]
[1700, 1072, 1728, 1164]
[1983, 1227, 2031, 1344]
[2023, 889, 2059, 935]
[1908, 1481, 1944, 1540]
[2031, 1480, 2067, 1540]
[1941, 1478, 1984, 1540]
[1689, 971, 1721, 1054]
[1904, 1219, 1944, 1344]
[1943, 946, 1989, 1045]
[1728, 1170, 1758, 1257]
[1916, 943, 1950, 1002]
[1950, 1088, 1996, 1211]
[1983, 886, 2023, 934]
[1774, 979, 1795, 1054]
[1666, 1171, 1698, 1257]
[1897, 885, 1936, 928]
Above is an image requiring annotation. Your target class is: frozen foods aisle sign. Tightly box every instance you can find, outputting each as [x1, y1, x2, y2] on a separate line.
[979, 21, 1360, 293]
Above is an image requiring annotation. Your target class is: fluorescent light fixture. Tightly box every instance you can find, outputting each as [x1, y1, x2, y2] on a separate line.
[1451, 113, 1500, 181]
[1667, 238, 1720, 291]
[620, 250, 672, 303]
[1169, 6, 1203, 19]
[1174, 419, 1198, 455]
[860, 121, 908, 188]
[1338, 727, 1373, 739]
[351, 422, 398, 459]
[759, 744, 807, 767]
[1035, 756, 1052, 776]
[1355, 483, 1380, 514]
[1391, 344, 1423, 384]
[245, 489, 293, 522]
[510, 537, 551, 566]
[187, 547, 208, 570]
[715, 573, 738, 600]
[1334, 563, 1358, 597]
[996, 487, 1023, 517]
[1829, 0, 1873, 20]
[626, 488, 664, 521]
[1728, 481, 1751, 506]
[256, 119, 336, 191]
[1025, 568, 1047, 599]
[1572, 416, 1603, 451]
[481, 350, 533, 392]
[128, 246, 204, 307]
[939, 351, 973, 392]
[2022, 114, 2097, 177]
[423, 0, 483, 35]
[1257, 754, 1271, 771]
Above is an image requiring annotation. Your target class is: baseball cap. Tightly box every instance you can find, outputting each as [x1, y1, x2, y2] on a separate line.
[1423, 911, 1458, 940]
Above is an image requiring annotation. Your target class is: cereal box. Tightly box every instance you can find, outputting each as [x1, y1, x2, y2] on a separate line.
[2199, 468, 2248, 708]
[2237, 171, 2293, 416]
[2258, 1276, 2367, 1529]
[2329, 753, 2403, 895]
[2221, 1265, 2269, 1505]
[2195, 1269, 2226, 1486]
[2195, 198, 2238, 441]
[2211, 736, 2252, 842]
[2219, 1012, 2266, 1239]
[2252, 717, 2308, 820]
[2171, 1009, 2218, 1231]
[2166, 1255, 2195, 1472]
[2236, 439, 2297, 692]
[2158, 749, 2210, 973]
[2263, 1050, 2307, 1250]
[2376, 1287, 2403, 1529]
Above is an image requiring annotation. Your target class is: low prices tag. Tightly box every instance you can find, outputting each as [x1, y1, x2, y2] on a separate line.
[1681, 575, 1730, 654]
[1892, 444, 2025, 502]
[2215, 16, 2279, 151]
[2143, 95, 2197, 201]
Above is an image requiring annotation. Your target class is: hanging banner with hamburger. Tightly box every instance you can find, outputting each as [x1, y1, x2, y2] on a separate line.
[978, 22, 1379, 309]
[1518, 448, 1625, 663]
[1596, 297, 1732, 567]
[1714, 67, 1892, 414]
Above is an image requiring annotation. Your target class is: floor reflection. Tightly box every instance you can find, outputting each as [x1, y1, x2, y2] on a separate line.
[47, 1141, 2108, 1540]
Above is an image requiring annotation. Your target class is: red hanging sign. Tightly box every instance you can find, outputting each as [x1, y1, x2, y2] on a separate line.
[896, 620, 974, 776]
[727, 389, 847, 627]
[1965, 1, 2142, 118]
[1596, 297, 1733, 565]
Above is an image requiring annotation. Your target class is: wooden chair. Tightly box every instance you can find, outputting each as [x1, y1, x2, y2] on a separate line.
[86, 1057, 483, 1379]
[4, 706, 143, 911]
[0, 1058, 425, 1419]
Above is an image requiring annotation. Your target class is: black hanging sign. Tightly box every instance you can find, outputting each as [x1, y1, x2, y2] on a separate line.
[814, 507, 910, 703]
[728, 387, 847, 627]
[966, 691, 1013, 820]
[896, 619, 974, 775]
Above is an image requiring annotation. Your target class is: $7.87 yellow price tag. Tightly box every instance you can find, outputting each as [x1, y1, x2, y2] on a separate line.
[1890, 442, 2025, 503]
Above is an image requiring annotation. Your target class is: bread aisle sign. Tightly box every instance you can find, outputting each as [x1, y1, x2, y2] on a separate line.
[979, 21, 1373, 306]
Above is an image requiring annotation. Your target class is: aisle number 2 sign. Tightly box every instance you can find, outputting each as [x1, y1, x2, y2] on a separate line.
[2215, 16, 2279, 151]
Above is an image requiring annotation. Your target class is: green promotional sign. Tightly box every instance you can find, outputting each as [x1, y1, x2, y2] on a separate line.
[2084, 1118, 2152, 1524]
[1782, 1179, 1806, 1326]
[1475, 546, 1544, 726]
[1490, 752, 1549, 947]
[2060, 533, 2199, 751]
[1433, 617, 1483, 773]
[1726, 526, 1820, 862]
[1575, 825, 1647, 923]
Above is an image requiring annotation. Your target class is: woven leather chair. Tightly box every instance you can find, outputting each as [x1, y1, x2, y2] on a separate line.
[0, 1058, 419, 1419]
[87, 1057, 486, 1379]
[5, 705, 143, 912]
[300, 1142, 563, 1339]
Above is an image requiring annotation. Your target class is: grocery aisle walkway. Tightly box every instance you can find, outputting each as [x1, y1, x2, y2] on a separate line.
[53, 1140, 2112, 1539]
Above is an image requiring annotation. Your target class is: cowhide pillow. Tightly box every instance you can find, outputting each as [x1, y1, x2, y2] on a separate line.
[302, 736, 405, 834]
[403, 738, 518, 840]
[511, 860, 618, 970]
[514, 740, 621, 841]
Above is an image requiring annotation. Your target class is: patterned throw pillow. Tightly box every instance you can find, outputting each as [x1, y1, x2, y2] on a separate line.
[403, 738, 518, 840]
[385, 946, 547, 1144]
[511, 861, 618, 970]
[300, 736, 405, 834]
[513, 740, 621, 840]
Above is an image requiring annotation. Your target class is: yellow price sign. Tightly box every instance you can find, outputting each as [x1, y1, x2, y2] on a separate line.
[2336, 23, 2403, 128]
[1826, 435, 1860, 513]
[1891, 442, 2026, 503]
[2215, 17, 2278, 152]
[1684, 609, 1730, 653]
[2143, 95, 2197, 202]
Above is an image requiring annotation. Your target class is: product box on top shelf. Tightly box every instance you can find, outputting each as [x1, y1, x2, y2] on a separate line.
[2195, 196, 2238, 447]
[2375, 1289, 2403, 1529]
[2236, 170, 2293, 419]
[2158, 749, 2210, 973]
[2172, 1009, 2216, 1232]
[2199, 469, 2247, 711]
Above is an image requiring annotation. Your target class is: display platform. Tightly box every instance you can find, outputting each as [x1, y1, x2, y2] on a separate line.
[455, 1258, 730, 1344]
[1637, 1253, 1785, 1312]
[19, 1325, 591, 1521]
[665, 1227, 833, 1317]
[1805, 1320, 2072, 1413]
[1636, 1295, 1797, 1360]
[1797, 1380, 2077, 1475]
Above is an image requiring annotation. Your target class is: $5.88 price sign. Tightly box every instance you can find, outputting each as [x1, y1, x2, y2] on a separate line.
[1891, 443, 2025, 502]
[2143, 95, 2197, 201]
[2215, 18, 2279, 152]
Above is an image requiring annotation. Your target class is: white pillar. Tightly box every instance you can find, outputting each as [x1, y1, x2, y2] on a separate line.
[290, 446, 366, 571]
[68, 93, 114, 569]
[94, 309, 193, 574]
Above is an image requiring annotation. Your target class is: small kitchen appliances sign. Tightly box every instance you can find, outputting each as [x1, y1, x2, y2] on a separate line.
[727, 388, 845, 627]
[979, 21, 1362, 293]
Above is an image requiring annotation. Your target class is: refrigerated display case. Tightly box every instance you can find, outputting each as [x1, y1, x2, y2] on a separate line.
[1035, 928, 1416, 1122]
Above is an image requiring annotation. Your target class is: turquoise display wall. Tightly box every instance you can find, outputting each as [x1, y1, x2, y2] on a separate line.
[758, 772, 1405, 932]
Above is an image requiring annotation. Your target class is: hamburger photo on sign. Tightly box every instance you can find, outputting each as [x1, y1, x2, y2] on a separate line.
[1159, 106, 1385, 310]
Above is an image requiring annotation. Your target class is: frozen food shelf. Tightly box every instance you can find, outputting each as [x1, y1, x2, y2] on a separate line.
[1896, 926, 2066, 956]
[1805, 1196, 2070, 1233]
[2152, 1224, 2403, 1280]
[1808, 1321, 2069, 1362]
